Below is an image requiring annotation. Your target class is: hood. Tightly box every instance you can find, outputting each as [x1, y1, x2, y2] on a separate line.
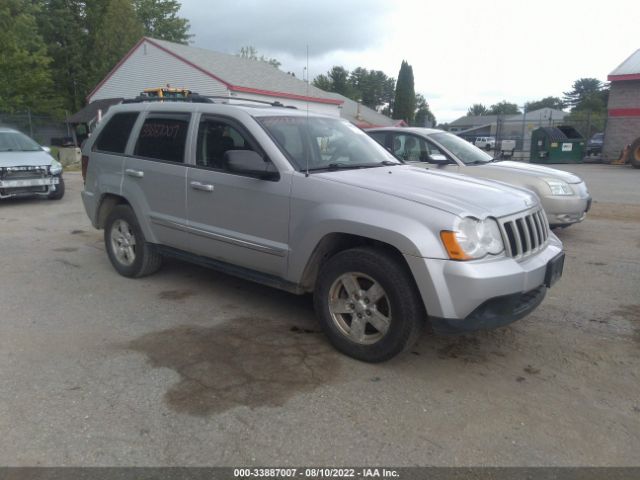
[316, 165, 537, 218]
[0, 150, 53, 168]
[479, 161, 582, 184]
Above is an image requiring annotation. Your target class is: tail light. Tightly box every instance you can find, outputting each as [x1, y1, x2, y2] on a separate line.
[81, 155, 89, 184]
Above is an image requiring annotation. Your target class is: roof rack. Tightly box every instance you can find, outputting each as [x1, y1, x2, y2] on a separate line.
[204, 95, 297, 109]
[122, 93, 213, 104]
[121, 93, 297, 109]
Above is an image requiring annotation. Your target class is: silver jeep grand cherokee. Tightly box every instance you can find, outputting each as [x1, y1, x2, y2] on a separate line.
[81, 98, 564, 362]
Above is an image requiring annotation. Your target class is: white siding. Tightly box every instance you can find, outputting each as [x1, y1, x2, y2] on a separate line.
[89, 40, 229, 102]
[228, 91, 340, 117]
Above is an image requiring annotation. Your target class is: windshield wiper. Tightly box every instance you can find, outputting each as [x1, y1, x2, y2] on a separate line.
[307, 162, 396, 172]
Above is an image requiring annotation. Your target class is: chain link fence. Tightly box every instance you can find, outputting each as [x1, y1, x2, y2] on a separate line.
[454, 111, 606, 161]
[0, 111, 73, 147]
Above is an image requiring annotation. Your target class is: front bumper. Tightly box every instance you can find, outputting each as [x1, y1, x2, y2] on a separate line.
[541, 182, 591, 226]
[0, 175, 60, 199]
[403, 234, 563, 328]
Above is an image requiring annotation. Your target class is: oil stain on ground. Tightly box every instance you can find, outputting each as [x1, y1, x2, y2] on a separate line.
[612, 304, 640, 344]
[127, 317, 339, 415]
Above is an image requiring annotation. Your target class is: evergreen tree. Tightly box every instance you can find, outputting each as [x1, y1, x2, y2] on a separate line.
[563, 78, 609, 113]
[393, 60, 415, 123]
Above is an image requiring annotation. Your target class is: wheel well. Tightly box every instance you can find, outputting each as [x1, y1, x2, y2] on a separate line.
[300, 233, 409, 291]
[96, 194, 130, 229]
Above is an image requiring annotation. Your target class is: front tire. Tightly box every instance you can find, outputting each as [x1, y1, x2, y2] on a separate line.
[314, 247, 425, 362]
[104, 205, 162, 278]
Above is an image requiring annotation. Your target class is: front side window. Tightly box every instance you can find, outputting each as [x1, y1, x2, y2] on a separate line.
[392, 134, 426, 162]
[257, 116, 399, 171]
[196, 118, 257, 170]
[94, 112, 139, 154]
[134, 113, 190, 163]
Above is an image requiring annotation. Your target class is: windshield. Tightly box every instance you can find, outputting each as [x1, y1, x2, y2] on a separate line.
[0, 131, 42, 152]
[257, 116, 401, 171]
[430, 132, 494, 165]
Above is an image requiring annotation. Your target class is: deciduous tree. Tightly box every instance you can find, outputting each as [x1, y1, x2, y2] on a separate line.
[0, 0, 59, 114]
[133, 0, 191, 44]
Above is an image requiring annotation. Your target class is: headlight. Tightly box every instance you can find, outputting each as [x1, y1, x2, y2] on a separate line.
[440, 217, 504, 261]
[545, 179, 573, 196]
[50, 159, 63, 175]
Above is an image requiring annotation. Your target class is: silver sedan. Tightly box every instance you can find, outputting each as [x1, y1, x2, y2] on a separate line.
[367, 127, 591, 227]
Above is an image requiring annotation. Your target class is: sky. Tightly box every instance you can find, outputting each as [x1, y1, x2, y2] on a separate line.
[179, 0, 639, 123]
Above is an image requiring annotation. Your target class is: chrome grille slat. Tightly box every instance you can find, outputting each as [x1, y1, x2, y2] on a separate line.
[499, 208, 549, 260]
[527, 215, 539, 250]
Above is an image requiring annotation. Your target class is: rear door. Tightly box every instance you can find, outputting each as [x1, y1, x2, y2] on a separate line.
[122, 112, 192, 249]
[185, 115, 290, 277]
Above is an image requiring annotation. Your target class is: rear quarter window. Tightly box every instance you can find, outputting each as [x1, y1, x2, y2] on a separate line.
[134, 113, 191, 163]
[94, 112, 139, 154]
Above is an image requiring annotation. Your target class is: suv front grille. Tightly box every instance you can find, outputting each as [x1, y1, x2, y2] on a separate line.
[499, 208, 549, 259]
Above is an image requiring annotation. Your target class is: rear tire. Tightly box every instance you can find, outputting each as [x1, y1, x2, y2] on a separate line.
[48, 176, 65, 200]
[313, 247, 425, 362]
[630, 137, 640, 169]
[104, 205, 162, 278]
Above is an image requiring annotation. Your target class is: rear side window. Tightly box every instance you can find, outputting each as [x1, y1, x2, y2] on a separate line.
[94, 112, 139, 154]
[134, 113, 190, 163]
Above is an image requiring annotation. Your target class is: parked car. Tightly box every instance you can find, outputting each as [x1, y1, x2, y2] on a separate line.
[367, 127, 591, 228]
[474, 136, 495, 150]
[81, 99, 564, 362]
[0, 127, 65, 200]
[586, 132, 604, 156]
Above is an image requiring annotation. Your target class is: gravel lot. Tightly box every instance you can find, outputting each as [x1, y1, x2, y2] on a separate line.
[1, 165, 639, 466]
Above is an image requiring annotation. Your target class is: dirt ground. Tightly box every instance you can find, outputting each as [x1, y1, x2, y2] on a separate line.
[0, 166, 638, 466]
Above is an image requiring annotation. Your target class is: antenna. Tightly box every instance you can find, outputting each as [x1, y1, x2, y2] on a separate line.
[305, 44, 310, 177]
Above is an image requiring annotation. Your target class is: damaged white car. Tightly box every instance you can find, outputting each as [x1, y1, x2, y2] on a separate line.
[0, 127, 65, 200]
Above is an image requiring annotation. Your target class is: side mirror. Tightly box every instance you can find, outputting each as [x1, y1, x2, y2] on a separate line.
[424, 153, 450, 165]
[42, 146, 51, 154]
[224, 150, 279, 180]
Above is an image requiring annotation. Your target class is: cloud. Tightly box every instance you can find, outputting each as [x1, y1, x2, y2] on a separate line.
[180, 0, 392, 59]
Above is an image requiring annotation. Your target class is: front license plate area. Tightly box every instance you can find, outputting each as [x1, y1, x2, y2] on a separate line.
[544, 252, 565, 288]
[0, 177, 58, 188]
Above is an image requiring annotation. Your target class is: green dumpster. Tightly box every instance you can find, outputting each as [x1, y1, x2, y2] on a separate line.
[530, 126, 585, 164]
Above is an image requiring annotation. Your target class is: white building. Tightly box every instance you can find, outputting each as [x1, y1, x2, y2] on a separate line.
[85, 37, 343, 116]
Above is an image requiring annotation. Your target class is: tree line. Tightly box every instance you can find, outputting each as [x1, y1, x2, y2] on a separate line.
[0, 0, 191, 118]
[466, 78, 609, 117]
[312, 60, 436, 127]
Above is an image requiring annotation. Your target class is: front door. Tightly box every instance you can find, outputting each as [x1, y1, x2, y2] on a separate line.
[186, 115, 290, 277]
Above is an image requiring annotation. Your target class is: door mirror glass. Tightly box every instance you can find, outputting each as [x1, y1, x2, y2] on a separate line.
[426, 153, 450, 164]
[224, 150, 279, 180]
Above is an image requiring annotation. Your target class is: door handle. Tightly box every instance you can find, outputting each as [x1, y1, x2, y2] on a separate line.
[125, 168, 144, 178]
[190, 181, 214, 192]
